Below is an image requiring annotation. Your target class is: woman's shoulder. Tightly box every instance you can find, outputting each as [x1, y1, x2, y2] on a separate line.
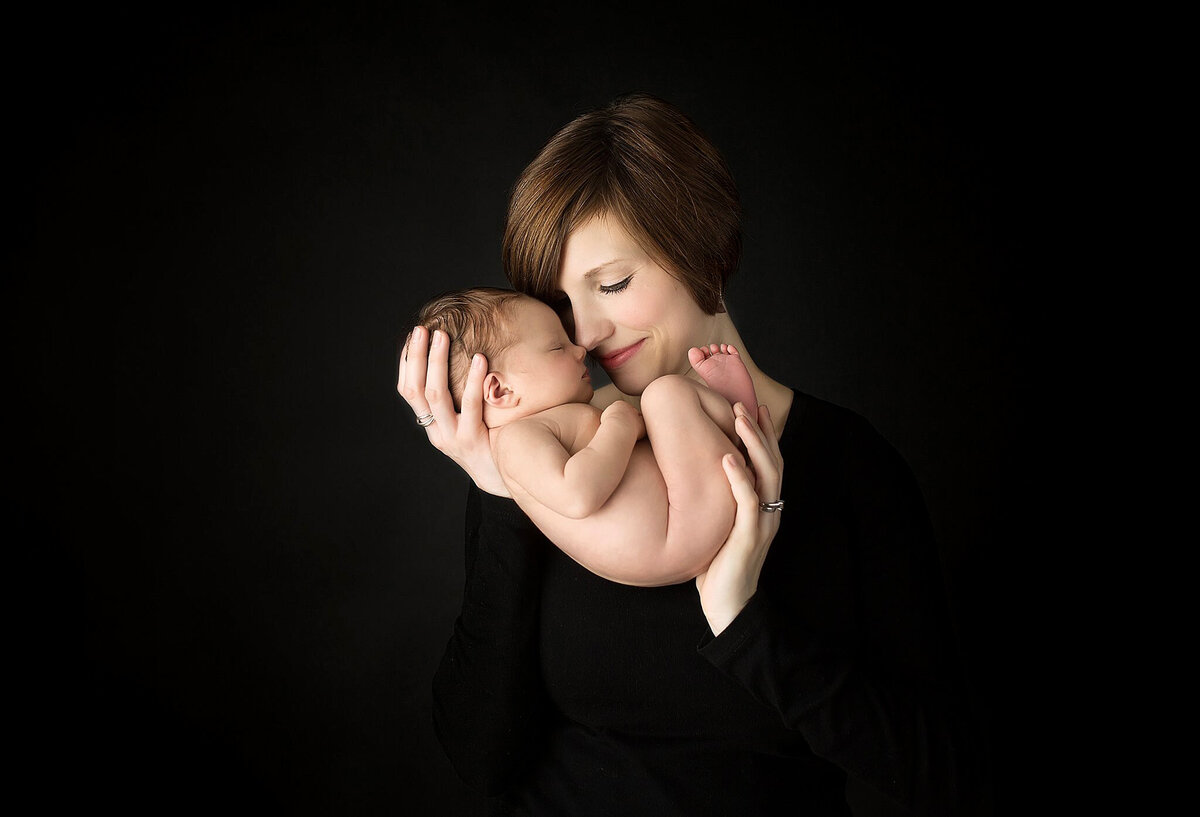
[774, 389, 929, 553]
[780, 388, 915, 480]
[782, 388, 875, 443]
[785, 388, 920, 491]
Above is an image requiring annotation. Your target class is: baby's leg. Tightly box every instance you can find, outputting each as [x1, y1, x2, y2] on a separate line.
[637, 374, 741, 580]
[688, 344, 758, 413]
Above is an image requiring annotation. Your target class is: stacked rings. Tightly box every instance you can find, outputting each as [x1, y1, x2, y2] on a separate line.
[416, 413, 436, 427]
[758, 500, 785, 513]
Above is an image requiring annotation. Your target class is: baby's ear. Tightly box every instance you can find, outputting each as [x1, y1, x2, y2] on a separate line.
[482, 372, 518, 408]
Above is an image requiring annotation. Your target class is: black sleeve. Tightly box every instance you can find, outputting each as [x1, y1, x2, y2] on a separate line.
[699, 415, 988, 815]
[431, 484, 550, 795]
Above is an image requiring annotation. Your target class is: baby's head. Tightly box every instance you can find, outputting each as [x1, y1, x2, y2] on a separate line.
[414, 287, 525, 411]
[413, 288, 593, 427]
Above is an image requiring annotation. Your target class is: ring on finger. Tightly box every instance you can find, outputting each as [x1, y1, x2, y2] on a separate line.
[416, 413, 435, 427]
[758, 500, 784, 513]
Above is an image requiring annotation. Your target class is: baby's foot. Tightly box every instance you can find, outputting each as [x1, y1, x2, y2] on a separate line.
[689, 344, 758, 411]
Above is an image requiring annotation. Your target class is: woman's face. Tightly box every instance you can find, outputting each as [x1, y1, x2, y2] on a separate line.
[556, 214, 718, 396]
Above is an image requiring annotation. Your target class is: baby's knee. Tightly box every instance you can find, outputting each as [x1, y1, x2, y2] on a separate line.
[640, 374, 696, 413]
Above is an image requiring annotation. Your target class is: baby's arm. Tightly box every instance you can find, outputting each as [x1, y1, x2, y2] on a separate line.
[496, 402, 644, 520]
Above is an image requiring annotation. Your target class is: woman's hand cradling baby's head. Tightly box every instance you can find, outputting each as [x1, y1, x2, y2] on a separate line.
[398, 325, 510, 497]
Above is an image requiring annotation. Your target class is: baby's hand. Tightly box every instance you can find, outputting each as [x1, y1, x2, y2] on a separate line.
[601, 400, 646, 440]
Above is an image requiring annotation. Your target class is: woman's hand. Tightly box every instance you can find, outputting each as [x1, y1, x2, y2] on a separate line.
[695, 402, 784, 636]
[397, 326, 510, 497]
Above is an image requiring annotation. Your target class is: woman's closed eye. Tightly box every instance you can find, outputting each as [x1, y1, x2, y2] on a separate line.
[599, 275, 632, 295]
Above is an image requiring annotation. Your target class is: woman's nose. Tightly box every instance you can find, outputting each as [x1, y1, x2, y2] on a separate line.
[571, 305, 611, 351]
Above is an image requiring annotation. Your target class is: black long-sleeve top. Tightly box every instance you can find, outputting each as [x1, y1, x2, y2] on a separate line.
[432, 391, 986, 816]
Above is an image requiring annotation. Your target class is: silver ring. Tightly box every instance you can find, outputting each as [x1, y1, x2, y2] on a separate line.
[416, 413, 435, 427]
[758, 500, 784, 513]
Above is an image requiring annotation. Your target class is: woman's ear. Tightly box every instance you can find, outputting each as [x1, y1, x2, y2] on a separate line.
[483, 371, 519, 408]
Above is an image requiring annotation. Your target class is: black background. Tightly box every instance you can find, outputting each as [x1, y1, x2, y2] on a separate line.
[12, 3, 1060, 814]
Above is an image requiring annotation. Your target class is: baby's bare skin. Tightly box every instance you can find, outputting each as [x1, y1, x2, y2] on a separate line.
[690, 344, 758, 412]
[493, 346, 758, 587]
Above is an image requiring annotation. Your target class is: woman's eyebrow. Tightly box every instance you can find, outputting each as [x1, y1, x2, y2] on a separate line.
[582, 259, 627, 279]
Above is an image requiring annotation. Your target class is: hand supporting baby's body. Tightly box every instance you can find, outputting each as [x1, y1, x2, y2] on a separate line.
[492, 345, 757, 587]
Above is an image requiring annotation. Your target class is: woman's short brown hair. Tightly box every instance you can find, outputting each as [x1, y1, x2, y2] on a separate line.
[412, 287, 525, 409]
[502, 94, 741, 314]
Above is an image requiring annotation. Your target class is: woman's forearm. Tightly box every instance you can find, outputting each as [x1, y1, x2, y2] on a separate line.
[700, 596, 981, 815]
[699, 414, 987, 814]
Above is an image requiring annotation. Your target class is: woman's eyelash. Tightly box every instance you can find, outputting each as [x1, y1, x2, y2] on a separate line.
[599, 275, 632, 294]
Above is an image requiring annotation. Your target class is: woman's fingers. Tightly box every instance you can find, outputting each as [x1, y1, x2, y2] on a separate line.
[423, 329, 458, 442]
[696, 403, 789, 635]
[399, 326, 432, 414]
[732, 402, 768, 449]
[397, 331, 411, 393]
[397, 326, 453, 448]
[756, 404, 784, 468]
[698, 454, 753, 596]
[722, 453, 763, 544]
[458, 352, 488, 435]
[748, 403, 779, 451]
[732, 404, 782, 501]
[395, 328, 510, 497]
[696, 451, 776, 634]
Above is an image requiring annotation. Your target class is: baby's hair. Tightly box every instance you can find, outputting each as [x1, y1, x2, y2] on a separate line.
[413, 287, 525, 409]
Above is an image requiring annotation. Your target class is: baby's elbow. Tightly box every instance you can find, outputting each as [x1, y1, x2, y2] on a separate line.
[552, 482, 605, 519]
[558, 494, 600, 520]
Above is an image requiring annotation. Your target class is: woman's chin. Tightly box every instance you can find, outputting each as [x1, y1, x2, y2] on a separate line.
[607, 369, 653, 397]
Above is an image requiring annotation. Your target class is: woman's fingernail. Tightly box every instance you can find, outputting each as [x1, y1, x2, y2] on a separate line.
[432, 329, 444, 347]
[472, 353, 484, 370]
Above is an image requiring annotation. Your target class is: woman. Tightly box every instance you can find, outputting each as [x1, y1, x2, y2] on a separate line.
[399, 94, 984, 816]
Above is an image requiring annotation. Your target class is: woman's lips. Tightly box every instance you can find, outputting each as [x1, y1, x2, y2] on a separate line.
[596, 339, 645, 370]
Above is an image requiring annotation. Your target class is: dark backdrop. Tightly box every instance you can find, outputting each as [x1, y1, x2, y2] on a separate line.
[12, 4, 1057, 814]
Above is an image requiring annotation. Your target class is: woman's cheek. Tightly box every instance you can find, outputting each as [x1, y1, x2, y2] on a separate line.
[626, 283, 676, 335]
[624, 301, 658, 334]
